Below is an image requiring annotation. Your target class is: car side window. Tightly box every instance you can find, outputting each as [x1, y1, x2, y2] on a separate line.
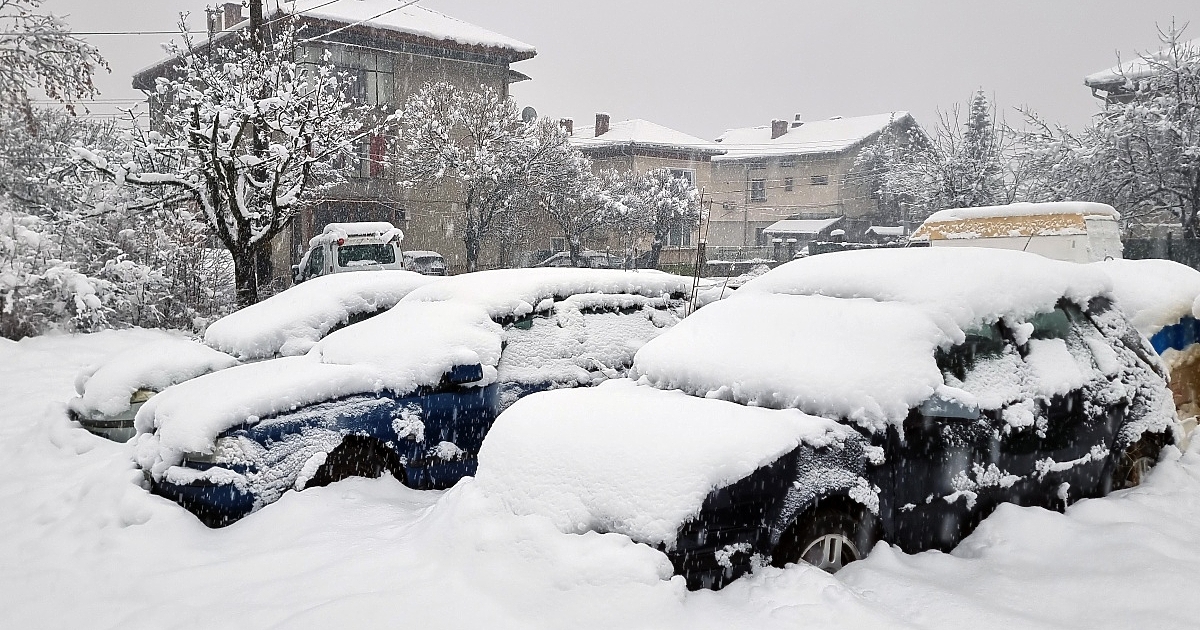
[935, 323, 1007, 382]
[306, 246, 325, 278]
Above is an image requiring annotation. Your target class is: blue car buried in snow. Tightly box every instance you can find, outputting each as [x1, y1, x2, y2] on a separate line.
[136, 269, 691, 526]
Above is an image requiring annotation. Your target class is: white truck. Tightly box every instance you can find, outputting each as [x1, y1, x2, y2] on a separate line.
[293, 222, 405, 283]
[910, 201, 1123, 263]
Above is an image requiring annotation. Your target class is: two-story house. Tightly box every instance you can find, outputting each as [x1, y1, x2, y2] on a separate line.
[561, 114, 725, 265]
[706, 112, 919, 251]
[133, 1, 535, 282]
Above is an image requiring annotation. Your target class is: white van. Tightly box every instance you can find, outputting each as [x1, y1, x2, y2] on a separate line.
[293, 222, 404, 283]
[910, 201, 1123, 263]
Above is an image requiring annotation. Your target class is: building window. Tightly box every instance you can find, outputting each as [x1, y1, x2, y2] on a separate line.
[810, 174, 830, 186]
[302, 45, 395, 106]
[669, 168, 696, 187]
[784, 177, 794, 192]
[748, 161, 767, 171]
[779, 158, 796, 168]
[755, 227, 767, 245]
[750, 179, 767, 201]
[393, 208, 407, 223]
[550, 237, 567, 252]
[668, 223, 693, 247]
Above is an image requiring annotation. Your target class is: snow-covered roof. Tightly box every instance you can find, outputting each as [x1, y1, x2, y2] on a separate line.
[762, 217, 843, 236]
[1085, 37, 1200, 89]
[1096, 259, 1200, 338]
[912, 203, 1120, 241]
[311, 222, 403, 247]
[399, 268, 691, 320]
[570, 119, 724, 155]
[713, 112, 909, 161]
[632, 247, 1116, 431]
[404, 250, 444, 259]
[203, 270, 437, 360]
[866, 225, 906, 236]
[68, 339, 238, 420]
[475, 379, 850, 546]
[258, 0, 534, 55]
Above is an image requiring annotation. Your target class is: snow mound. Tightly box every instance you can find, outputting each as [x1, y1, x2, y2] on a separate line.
[400, 268, 690, 319]
[204, 270, 436, 360]
[738, 247, 1112, 330]
[67, 338, 238, 419]
[633, 293, 950, 430]
[1096, 258, 1200, 337]
[476, 380, 848, 546]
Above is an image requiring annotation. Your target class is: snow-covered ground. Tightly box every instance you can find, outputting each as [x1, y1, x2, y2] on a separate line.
[4, 329, 1200, 629]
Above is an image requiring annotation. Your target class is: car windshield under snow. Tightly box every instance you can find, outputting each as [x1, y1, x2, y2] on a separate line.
[338, 243, 394, 267]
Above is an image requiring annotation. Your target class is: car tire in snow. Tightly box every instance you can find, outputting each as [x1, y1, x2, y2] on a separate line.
[771, 502, 876, 574]
[306, 436, 405, 488]
[1111, 432, 1169, 491]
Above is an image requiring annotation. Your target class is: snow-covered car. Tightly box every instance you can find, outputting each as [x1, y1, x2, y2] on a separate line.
[1098, 258, 1200, 437]
[402, 250, 448, 276]
[475, 247, 1179, 590]
[293, 222, 405, 283]
[67, 270, 435, 441]
[137, 268, 692, 526]
[535, 250, 621, 269]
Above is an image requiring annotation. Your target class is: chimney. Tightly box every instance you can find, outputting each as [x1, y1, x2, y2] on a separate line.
[771, 119, 788, 140]
[560, 118, 574, 135]
[791, 113, 804, 128]
[223, 2, 245, 29]
[595, 113, 610, 137]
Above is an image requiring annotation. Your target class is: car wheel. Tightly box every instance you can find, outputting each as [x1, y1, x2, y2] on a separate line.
[772, 505, 873, 574]
[1111, 432, 1168, 490]
[306, 436, 403, 488]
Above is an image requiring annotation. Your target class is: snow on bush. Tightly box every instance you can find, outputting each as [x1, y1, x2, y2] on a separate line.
[476, 380, 849, 546]
[204, 270, 436, 360]
[1096, 258, 1200, 337]
[67, 338, 236, 419]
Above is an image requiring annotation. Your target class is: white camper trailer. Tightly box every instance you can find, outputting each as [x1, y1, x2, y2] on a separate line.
[910, 201, 1122, 263]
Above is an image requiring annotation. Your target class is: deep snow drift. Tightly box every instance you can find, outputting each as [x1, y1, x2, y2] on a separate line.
[4, 330, 1200, 629]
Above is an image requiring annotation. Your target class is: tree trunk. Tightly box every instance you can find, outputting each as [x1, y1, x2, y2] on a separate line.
[567, 233, 582, 267]
[464, 234, 480, 273]
[646, 238, 664, 270]
[232, 246, 259, 308]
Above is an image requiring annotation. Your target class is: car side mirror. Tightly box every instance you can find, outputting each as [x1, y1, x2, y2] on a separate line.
[919, 395, 980, 420]
[445, 364, 484, 385]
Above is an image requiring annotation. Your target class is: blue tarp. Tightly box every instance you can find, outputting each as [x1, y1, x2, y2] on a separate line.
[1150, 315, 1200, 354]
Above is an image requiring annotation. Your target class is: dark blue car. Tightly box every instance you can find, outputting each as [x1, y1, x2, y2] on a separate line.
[140, 269, 691, 526]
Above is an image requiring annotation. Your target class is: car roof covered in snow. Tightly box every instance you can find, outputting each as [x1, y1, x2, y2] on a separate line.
[475, 380, 851, 546]
[736, 247, 1112, 330]
[633, 247, 1117, 431]
[203, 270, 438, 360]
[400, 268, 691, 320]
[1095, 258, 1200, 337]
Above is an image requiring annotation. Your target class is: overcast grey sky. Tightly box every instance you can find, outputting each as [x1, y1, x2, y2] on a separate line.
[46, 0, 1198, 138]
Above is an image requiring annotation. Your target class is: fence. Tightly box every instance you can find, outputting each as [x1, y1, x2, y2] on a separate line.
[1124, 238, 1200, 269]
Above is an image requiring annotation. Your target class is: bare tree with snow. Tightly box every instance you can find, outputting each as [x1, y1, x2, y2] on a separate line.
[72, 10, 376, 306]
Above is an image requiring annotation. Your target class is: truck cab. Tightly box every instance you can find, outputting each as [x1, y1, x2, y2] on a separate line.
[294, 222, 404, 284]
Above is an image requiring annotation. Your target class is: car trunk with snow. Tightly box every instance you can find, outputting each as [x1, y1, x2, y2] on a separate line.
[476, 248, 1179, 589]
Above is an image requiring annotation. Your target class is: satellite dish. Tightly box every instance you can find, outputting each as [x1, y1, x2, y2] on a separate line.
[521, 106, 537, 123]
